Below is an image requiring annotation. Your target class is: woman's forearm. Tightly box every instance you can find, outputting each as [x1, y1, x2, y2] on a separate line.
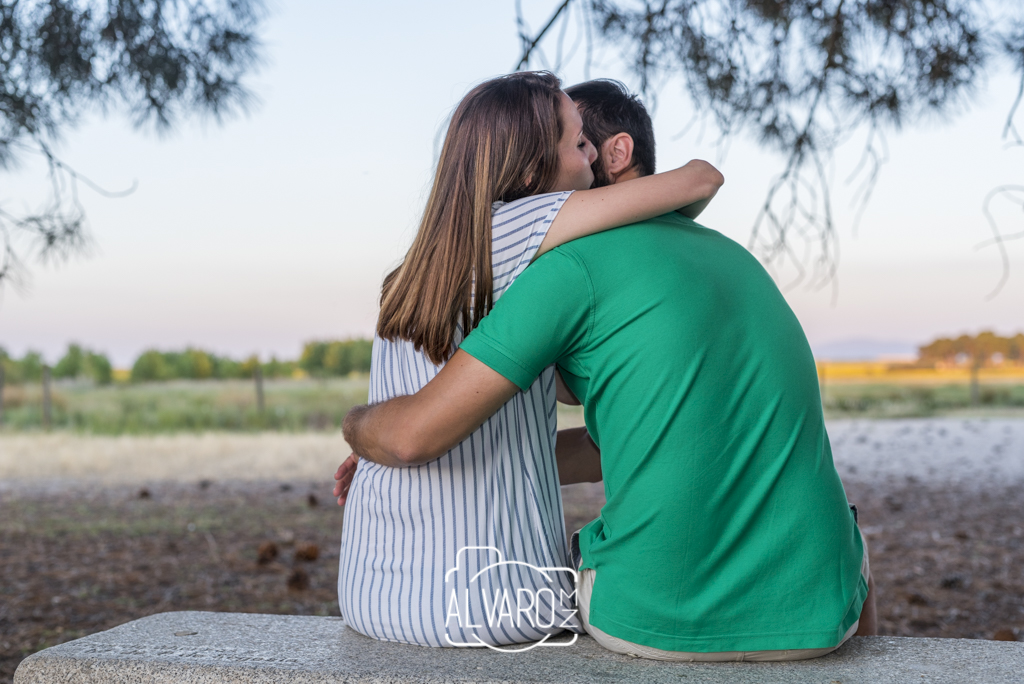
[676, 194, 716, 219]
[342, 351, 522, 469]
[538, 159, 724, 257]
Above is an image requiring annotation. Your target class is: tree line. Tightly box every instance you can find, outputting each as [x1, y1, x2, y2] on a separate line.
[0, 339, 373, 385]
[0, 345, 112, 385]
[919, 332, 1024, 367]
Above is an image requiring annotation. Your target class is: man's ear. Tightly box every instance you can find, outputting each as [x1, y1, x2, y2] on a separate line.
[602, 132, 635, 176]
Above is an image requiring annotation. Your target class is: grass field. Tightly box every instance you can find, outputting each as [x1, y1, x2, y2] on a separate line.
[0, 377, 369, 433]
[821, 382, 1024, 419]
[817, 362, 1024, 417]
[1, 374, 1023, 435]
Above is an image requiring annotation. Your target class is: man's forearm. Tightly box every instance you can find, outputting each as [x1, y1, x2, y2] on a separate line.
[342, 399, 421, 468]
[556, 427, 602, 485]
[341, 350, 522, 469]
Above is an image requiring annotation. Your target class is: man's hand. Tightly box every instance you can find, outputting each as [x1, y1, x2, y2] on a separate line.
[333, 453, 359, 506]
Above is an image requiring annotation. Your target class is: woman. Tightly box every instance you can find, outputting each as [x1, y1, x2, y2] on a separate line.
[337, 71, 723, 647]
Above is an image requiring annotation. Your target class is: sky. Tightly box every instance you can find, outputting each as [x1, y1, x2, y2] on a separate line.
[1, 0, 1022, 366]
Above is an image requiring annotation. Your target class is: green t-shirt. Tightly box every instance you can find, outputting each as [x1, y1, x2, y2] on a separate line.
[459, 213, 866, 653]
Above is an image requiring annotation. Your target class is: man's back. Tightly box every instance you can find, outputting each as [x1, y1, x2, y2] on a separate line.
[461, 212, 867, 652]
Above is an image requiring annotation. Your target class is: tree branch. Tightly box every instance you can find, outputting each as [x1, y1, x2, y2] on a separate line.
[515, 0, 575, 71]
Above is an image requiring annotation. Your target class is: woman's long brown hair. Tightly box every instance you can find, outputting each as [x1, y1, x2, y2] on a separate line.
[377, 71, 566, 365]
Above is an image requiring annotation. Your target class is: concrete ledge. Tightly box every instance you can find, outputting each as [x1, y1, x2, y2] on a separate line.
[14, 611, 1024, 683]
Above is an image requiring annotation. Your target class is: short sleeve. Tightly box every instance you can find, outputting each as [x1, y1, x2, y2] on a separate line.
[460, 248, 592, 391]
[490, 191, 573, 300]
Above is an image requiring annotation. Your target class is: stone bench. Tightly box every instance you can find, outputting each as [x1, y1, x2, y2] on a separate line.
[14, 611, 1024, 683]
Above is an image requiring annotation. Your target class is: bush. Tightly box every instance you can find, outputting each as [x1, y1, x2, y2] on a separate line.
[239, 355, 260, 379]
[53, 344, 114, 385]
[299, 342, 328, 376]
[53, 345, 85, 379]
[1, 350, 44, 385]
[132, 350, 172, 382]
[212, 355, 243, 379]
[88, 353, 113, 385]
[301, 339, 372, 377]
[166, 349, 215, 379]
[264, 356, 297, 378]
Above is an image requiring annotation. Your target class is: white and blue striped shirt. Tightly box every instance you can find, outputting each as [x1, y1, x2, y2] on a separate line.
[339, 191, 580, 647]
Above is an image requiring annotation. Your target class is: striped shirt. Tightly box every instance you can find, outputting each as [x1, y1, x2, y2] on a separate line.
[338, 191, 580, 647]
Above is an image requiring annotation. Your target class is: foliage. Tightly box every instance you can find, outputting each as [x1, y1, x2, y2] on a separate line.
[3, 341, 366, 387]
[3, 345, 111, 384]
[918, 331, 1024, 366]
[1, 349, 44, 384]
[0, 0, 265, 290]
[519, 1, 1024, 289]
[53, 343, 112, 384]
[263, 356, 294, 378]
[130, 349, 172, 382]
[299, 339, 373, 377]
[129, 347, 299, 382]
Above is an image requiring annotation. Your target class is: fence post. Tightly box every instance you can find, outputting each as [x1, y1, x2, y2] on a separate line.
[254, 365, 265, 414]
[42, 365, 53, 430]
[0, 362, 5, 426]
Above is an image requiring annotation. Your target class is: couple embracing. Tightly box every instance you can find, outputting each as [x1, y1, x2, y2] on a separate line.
[332, 71, 876, 660]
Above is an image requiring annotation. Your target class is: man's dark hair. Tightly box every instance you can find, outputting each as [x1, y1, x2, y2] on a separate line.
[564, 79, 656, 184]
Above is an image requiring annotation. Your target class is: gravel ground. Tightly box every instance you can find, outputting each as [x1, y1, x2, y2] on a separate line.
[1, 419, 1022, 682]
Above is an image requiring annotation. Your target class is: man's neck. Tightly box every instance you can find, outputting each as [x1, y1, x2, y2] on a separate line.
[611, 167, 641, 184]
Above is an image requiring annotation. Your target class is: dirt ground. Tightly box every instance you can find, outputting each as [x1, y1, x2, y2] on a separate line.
[0, 432, 350, 483]
[0, 481, 343, 683]
[1, 474, 1022, 682]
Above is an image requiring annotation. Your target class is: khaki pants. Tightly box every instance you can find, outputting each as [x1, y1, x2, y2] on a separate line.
[577, 530, 870, 662]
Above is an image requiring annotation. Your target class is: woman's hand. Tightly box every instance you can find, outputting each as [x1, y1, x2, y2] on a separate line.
[333, 453, 359, 506]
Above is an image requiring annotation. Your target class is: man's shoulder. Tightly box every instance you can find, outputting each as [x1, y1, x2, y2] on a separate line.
[644, 211, 723, 237]
[504, 241, 591, 296]
[552, 214, 771, 292]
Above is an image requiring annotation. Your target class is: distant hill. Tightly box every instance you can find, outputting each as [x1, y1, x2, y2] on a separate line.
[812, 338, 918, 361]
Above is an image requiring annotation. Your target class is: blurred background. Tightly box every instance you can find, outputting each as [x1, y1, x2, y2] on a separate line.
[2, 1, 1023, 681]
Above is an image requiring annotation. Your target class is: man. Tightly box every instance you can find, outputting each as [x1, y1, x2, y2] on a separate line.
[337, 80, 875, 659]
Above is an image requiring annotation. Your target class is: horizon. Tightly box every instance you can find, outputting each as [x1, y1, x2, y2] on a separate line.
[5, 331, 1024, 368]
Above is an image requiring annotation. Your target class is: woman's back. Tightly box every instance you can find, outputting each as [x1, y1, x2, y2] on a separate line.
[338, 192, 579, 647]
